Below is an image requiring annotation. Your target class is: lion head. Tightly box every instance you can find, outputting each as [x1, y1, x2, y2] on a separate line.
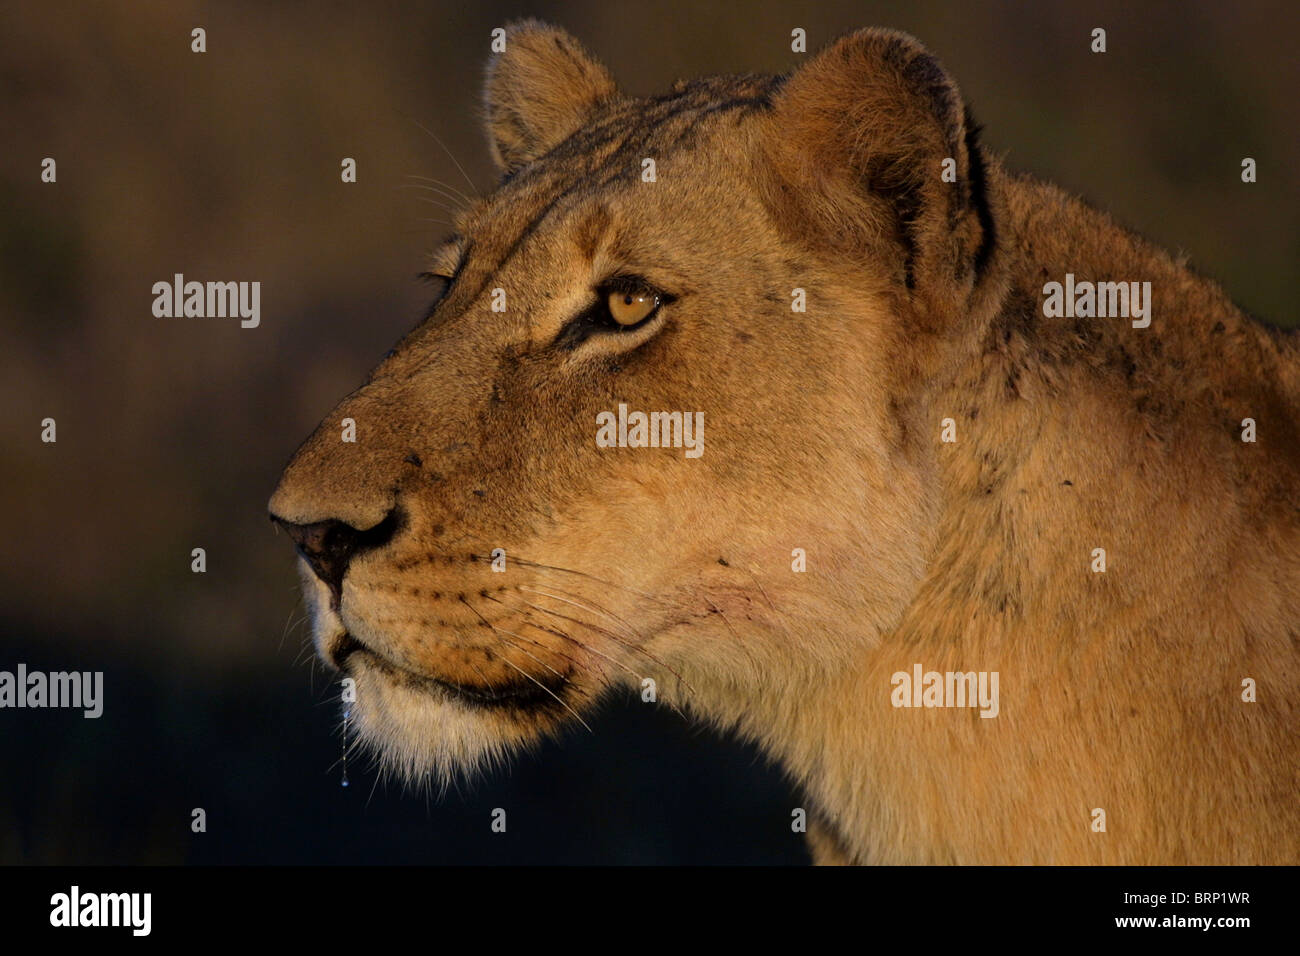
[269, 21, 1004, 785]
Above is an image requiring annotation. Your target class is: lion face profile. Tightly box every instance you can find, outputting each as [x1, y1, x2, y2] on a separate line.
[270, 22, 1300, 864]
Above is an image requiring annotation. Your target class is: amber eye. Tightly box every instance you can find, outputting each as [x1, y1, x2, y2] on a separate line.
[607, 290, 659, 327]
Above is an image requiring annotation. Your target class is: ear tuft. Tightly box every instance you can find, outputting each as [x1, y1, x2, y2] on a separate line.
[483, 20, 619, 175]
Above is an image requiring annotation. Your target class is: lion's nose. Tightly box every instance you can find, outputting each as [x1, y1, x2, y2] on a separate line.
[271, 511, 400, 594]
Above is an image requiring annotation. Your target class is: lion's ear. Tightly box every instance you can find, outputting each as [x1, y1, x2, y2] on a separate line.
[483, 21, 619, 175]
[764, 29, 995, 302]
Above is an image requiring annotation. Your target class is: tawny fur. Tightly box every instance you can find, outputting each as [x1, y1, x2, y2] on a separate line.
[270, 22, 1300, 864]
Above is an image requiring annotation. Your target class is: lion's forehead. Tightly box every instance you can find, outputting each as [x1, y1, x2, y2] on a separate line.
[437, 84, 780, 309]
[467, 75, 781, 232]
[534, 74, 780, 177]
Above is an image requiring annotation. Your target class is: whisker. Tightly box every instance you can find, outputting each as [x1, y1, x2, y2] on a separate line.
[459, 596, 570, 681]
[486, 596, 639, 686]
[464, 655, 495, 688]
[401, 192, 460, 214]
[520, 584, 649, 646]
[278, 602, 306, 653]
[503, 555, 671, 606]
[409, 119, 479, 195]
[518, 608, 690, 720]
[509, 616, 621, 696]
[495, 654, 593, 733]
[518, 584, 681, 677]
[452, 596, 593, 732]
[502, 593, 697, 703]
[396, 183, 465, 209]
[402, 178, 472, 208]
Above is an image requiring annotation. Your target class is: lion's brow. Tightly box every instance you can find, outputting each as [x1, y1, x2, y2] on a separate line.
[461, 80, 779, 299]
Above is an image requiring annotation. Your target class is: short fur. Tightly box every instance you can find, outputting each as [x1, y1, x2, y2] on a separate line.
[270, 22, 1300, 863]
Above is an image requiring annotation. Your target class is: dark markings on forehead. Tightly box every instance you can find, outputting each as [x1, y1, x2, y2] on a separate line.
[574, 204, 613, 262]
[460, 74, 783, 303]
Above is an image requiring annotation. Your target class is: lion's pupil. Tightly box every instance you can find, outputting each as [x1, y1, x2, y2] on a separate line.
[609, 290, 656, 326]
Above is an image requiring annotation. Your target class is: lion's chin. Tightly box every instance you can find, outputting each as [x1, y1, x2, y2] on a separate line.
[337, 634, 572, 710]
[295, 559, 585, 786]
[341, 651, 561, 788]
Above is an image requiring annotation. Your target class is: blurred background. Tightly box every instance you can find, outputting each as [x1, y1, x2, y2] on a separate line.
[1, 0, 1295, 864]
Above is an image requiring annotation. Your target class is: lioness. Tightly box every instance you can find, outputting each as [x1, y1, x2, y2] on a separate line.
[270, 22, 1300, 864]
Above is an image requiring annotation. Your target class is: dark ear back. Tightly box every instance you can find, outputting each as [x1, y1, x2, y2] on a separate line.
[483, 20, 620, 175]
[762, 29, 996, 304]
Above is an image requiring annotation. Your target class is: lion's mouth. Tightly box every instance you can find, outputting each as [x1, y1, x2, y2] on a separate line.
[336, 631, 570, 710]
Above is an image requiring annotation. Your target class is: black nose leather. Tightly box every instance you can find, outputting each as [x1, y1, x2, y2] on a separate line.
[272, 512, 399, 595]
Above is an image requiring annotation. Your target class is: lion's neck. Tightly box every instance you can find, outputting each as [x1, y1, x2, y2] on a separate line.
[720, 173, 1299, 863]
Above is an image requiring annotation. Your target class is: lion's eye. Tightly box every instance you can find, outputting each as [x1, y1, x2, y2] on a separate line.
[553, 277, 673, 351]
[607, 290, 659, 326]
[417, 271, 455, 321]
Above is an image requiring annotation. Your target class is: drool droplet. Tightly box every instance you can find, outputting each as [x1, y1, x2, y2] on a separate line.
[341, 705, 351, 788]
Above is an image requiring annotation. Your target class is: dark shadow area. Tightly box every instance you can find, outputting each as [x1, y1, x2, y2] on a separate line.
[0, 625, 808, 865]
